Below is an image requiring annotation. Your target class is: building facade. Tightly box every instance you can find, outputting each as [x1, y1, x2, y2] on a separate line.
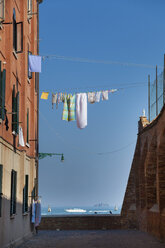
[0, 1, 42, 247]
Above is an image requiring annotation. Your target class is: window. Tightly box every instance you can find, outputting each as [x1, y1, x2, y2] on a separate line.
[27, 0, 32, 18]
[0, 165, 3, 217]
[13, 8, 23, 53]
[28, 51, 32, 79]
[0, 61, 6, 120]
[35, 72, 39, 93]
[10, 170, 17, 216]
[12, 85, 19, 135]
[0, 0, 5, 22]
[27, 108, 29, 143]
[23, 175, 29, 213]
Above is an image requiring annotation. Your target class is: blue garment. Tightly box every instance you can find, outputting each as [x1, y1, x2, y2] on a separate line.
[29, 55, 42, 72]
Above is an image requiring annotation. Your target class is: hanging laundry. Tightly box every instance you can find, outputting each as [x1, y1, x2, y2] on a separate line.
[41, 92, 49, 100]
[35, 200, 41, 227]
[95, 91, 101, 102]
[29, 55, 42, 73]
[102, 90, 109, 100]
[68, 94, 76, 121]
[62, 94, 69, 121]
[31, 200, 36, 224]
[52, 93, 58, 109]
[76, 93, 87, 129]
[109, 89, 117, 93]
[19, 126, 25, 147]
[57, 93, 61, 104]
[88, 92, 95, 104]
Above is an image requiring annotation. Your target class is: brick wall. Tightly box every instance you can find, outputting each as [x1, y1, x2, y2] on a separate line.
[39, 215, 122, 230]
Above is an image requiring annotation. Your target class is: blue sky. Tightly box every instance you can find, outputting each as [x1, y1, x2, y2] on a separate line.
[38, 0, 165, 207]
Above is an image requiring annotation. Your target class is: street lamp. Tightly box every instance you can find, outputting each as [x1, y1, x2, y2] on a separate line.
[39, 153, 64, 162]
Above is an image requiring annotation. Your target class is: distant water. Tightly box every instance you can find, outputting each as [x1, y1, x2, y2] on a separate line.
[41, 206, 121, 216]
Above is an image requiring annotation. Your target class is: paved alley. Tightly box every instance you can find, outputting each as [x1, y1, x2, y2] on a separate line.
[17, 230, 165, 248]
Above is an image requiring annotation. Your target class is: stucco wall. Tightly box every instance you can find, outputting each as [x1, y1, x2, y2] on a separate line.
[0, 137, 36, 248]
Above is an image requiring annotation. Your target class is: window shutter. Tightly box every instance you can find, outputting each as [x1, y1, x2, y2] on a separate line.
[13, 171, 17, 214]
[16, 91, 19, 134]
[0, 61, 2, 119]
[16, 22, 23, 53]
[0, 0, 5, 21]
[27, 109, 29, 143]
[28, 51, 32, 79]
[0, 165, 3, 194]
[0, 69, 6, 121]
[0, 165, 2, 217]
[25, 175, 29, 212]
[10, 170, 14, 215]
[13, 9, 17, 51]
[12, 85, 17, 133]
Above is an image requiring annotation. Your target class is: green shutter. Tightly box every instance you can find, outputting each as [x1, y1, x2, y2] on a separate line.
[0, 165, 2, 217]
[13, 171, 17, 214]
[12, 85, 16, 132]
[16, 91, 19, 134]
[0, 67, 6, 121]
[0, 165, 3, 194]
[1, 69, 6, 121]
[10, 170, 14, 215]
[25, 175, 29, 212]
[27, 109, 29, 143]
[0, 61, 2, 118]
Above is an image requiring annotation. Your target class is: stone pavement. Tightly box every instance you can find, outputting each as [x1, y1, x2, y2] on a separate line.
[17, 230, 165, 248]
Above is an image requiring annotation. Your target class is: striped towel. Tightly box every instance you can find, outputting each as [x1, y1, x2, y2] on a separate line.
[68, 94, 76, 121]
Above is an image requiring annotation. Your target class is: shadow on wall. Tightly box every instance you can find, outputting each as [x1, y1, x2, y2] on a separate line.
[0, 193, 35, 248]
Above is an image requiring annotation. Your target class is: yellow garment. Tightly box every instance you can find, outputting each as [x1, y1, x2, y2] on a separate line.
[41, 92, 49, 100]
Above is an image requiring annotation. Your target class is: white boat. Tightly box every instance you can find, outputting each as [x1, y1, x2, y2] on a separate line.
[114, 205, 118, 211]
[65, 208, 86, 213]
[48, 206, 51, 212]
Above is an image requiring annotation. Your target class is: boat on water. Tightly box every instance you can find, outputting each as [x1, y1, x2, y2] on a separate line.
[65, 208, 86, 213]
[48, 206, 51, 212]
[114, 205, 118, 211]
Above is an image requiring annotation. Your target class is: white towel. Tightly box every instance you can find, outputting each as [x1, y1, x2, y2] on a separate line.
[19, 126, 25, 147]
[102, 90, 109, 100]
[95, 91, 101, 102]
[76, 93, 87, 129]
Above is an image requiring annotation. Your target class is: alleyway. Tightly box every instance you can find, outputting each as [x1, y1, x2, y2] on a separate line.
[17, 230, 165, 248]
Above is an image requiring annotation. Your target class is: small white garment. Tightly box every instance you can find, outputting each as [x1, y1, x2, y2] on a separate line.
[95, 91, 101, 102]
[88, 92, 95, 104]
[102, 90, 109, 100]
[52, 93, 58, 109]
[19, 126, 25, 147]
[76, 93, 87, 129]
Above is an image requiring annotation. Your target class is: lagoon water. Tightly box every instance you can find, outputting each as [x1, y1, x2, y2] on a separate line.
[41, 206, 121, 216]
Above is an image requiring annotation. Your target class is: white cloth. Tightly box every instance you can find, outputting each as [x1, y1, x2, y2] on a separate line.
[76, 93, 87, 129]
[52, 93, 58, 109]
[95, 91, 101, 102]
[102, 90, 109, 100]
[19, 126, 25, 147]
[31, 201, 36, 223]
[88, 92, 95, 104]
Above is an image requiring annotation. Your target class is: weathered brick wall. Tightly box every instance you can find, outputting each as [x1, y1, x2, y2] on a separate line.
[121, 107, 165, 241]
[39, 215, 122, 230]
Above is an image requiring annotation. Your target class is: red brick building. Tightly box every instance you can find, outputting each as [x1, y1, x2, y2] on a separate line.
[0, 1, 42, 247]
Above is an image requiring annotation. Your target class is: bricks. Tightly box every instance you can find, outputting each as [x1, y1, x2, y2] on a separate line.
[121, 107, 165, 241]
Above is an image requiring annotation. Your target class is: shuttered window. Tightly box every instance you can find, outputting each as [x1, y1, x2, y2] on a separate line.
[28, 51, 32, 79]
[0, 0, 5, 22]
[13, 8, 23, 53]
[0, 62, 6, 121]
[27, 109, 29, 143]
[0, 165, 3, 217]
[23, 175, 29, 213]
[12, 85, 19, 135]
[10, 170, 17, 216]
